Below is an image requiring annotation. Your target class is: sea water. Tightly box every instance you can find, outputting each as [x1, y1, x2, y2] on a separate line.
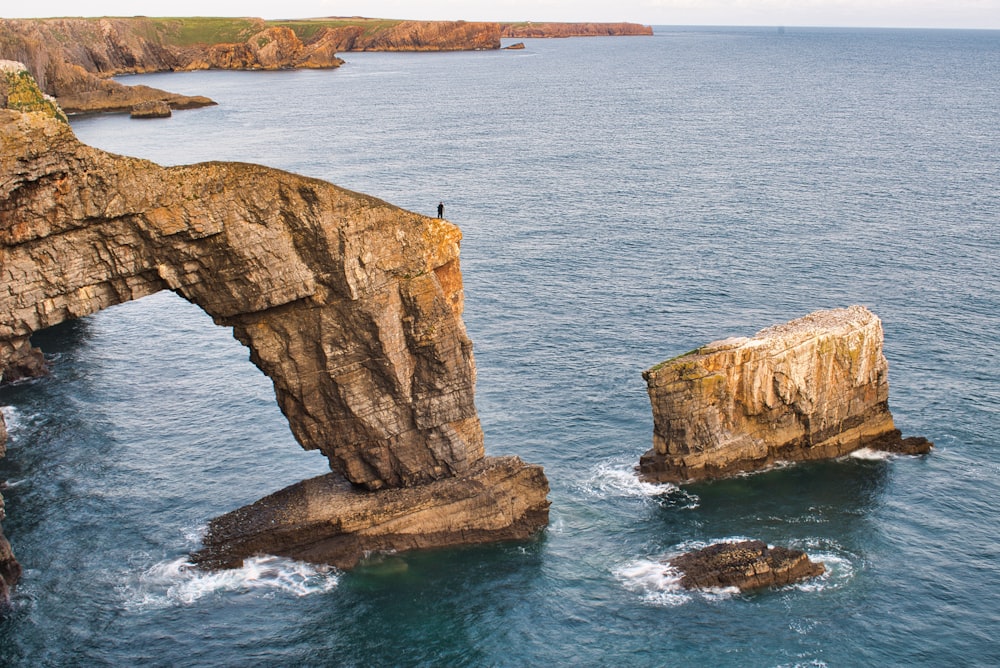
[1, 27, 998, 666]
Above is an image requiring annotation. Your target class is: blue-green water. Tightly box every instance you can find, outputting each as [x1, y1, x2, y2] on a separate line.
[2, 27, 999, 666]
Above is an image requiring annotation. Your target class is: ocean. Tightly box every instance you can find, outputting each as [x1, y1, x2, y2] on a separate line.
[1, 27, 998, 666]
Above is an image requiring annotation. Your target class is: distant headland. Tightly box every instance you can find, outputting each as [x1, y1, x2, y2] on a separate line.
[0, 17, 652, 115]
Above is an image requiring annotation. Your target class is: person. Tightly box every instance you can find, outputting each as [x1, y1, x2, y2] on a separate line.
[437, 201, 444, 218]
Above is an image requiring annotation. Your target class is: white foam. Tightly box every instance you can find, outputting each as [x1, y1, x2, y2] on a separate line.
[582, 459, 700, 508]
[614, 559, 692, 607]
[848, 447, 894, 461]
[123, 554, 339, 609]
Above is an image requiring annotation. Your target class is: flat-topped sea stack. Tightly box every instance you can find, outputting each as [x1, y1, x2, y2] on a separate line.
[641, 306, 932, 483]
[0, 66, 548, 591]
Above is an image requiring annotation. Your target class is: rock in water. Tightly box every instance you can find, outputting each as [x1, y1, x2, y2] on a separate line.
[641, 306, 932, 482]
[193, 456, 550, 570]
[130, 100, 171, 118]
[669, 540, 825, 592]
[0, 65, 549, 581]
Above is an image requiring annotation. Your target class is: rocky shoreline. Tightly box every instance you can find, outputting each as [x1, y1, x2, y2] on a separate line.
[0, 17, 652, 116]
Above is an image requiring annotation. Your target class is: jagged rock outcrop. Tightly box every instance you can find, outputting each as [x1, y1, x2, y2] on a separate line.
[500, 22, 653, 38]
[669, 540, 825, 592]
[0, 67, 549, 587]
[641, 306, 932, 483]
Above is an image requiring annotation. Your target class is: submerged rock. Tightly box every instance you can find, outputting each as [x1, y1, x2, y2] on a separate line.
[641, 306, 932, 482]
[669, 540, 825, 592]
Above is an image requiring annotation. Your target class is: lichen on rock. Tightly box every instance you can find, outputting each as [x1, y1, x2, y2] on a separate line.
[641, 306, 932, 482]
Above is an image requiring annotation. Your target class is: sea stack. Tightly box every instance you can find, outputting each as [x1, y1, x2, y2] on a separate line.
[640, 306, 931, 483]
[0, 65, 549, 586]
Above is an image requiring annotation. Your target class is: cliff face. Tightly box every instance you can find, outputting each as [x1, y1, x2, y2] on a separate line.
[641, 306, 931, 482]
[500, 22, 653, 38]
[0, 18, 344, 113]
[313, 20, 500, 52]
[0, 68, 548, 590]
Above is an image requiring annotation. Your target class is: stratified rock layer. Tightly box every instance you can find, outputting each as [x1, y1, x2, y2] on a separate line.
[669, 540, 825, 592]
[0, 67, 548, 585]
[193, 455, 550, 570]
[641, 306, 931, 482]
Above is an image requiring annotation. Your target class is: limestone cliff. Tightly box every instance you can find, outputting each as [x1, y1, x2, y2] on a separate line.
[303, 20, 500, 52]
[500, 22, 653, 38]
[0, 17, 344, 113]
[0, 67, 549, 590]
[641, 306, 931, 483]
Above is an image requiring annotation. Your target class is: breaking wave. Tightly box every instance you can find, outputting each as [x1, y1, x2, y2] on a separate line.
[123, 554, 340, 609]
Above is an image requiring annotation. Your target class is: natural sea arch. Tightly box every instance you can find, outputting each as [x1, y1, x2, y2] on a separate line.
[1, 95, 548, 581]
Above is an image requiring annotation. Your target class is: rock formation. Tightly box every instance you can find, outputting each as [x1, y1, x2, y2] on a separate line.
[312, 20, 501, 52]
[500, 22, 653, 38]
[130, 100, 171, 119]
[641, 306, 932, 483]
[0, 67, 549, 590]
[0, 17, 653, 115]
[669, 540, 825, 592]
[0, 18, 345, 113]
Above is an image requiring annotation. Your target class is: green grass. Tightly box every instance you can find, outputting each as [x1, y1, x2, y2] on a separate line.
[269, 18, 404, 42]
[3, 69, 68, 123]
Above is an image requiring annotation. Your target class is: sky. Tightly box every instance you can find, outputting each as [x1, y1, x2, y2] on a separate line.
[2, 0, 998, 30]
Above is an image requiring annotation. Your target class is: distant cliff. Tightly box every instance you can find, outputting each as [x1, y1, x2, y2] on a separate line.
[500, 22, 653, 38]
[0, 17, 503, 113]
[0, 17, 651, 114]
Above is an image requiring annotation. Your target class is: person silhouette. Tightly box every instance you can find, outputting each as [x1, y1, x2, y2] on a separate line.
[437, 201, 444, 218]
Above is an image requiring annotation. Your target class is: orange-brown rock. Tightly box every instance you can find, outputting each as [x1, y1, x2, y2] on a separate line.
[669, 540, 825, 592]
[641, 306, 931, 483]
[193, 455, 549, 570]
[0, 68, 548, 585]
[0, 18, 345, 113]
[314, 20, 501, 52]
[500, 22, 653, 38]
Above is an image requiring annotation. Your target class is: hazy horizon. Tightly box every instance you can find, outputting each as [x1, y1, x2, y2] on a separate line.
[2, 0, 998, 31]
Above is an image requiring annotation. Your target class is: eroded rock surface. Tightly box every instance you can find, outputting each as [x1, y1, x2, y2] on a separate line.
[194, 455, 550, 570]
[0, 67, 548, 586]
[641, 306, 931, 482]
[669, 540, 825, 592]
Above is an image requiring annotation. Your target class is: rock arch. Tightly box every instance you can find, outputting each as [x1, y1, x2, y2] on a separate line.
[0, 70, 548, 587]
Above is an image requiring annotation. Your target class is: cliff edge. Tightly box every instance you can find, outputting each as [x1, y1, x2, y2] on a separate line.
[0, 66, 548, 594]
[641, 306, 931, 483]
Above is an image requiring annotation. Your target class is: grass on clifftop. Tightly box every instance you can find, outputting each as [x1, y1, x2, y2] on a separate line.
[146, 17, 267, 46]
[145, 17, 405, 45]
[270, 18, 404, 41]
